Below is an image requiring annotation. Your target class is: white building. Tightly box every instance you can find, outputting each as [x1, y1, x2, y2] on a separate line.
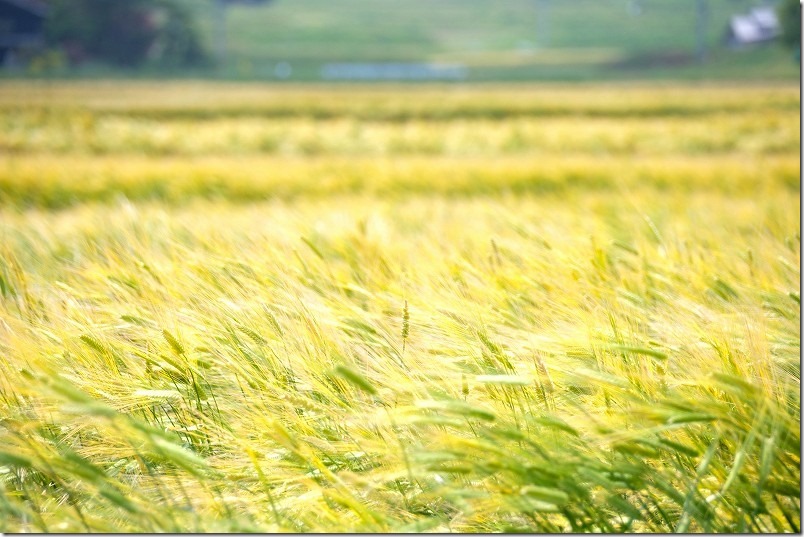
[726, 6, 781, 47]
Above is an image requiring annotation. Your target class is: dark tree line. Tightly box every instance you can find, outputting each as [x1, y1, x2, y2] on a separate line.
[779, 0, 801, 52]
[44, 0, 209, 68]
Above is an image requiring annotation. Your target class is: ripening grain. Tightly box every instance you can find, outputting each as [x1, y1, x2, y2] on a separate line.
[0, 83, 799, 533]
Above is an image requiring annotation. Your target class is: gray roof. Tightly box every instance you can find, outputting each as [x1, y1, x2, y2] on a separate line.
[749, 7, 780, 33]
[0, 0, 48, 18]
[727, 6, 780, 44]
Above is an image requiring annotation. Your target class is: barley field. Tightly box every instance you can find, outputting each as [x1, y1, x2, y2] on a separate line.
[0, 82, 799, 533]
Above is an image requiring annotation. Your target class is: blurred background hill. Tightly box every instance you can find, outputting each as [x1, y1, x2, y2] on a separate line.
[1, 0, 800, 81]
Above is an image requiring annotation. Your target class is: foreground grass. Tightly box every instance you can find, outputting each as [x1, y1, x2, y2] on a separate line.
[1, 192, 799, 532]
[0, 83, 799, 532]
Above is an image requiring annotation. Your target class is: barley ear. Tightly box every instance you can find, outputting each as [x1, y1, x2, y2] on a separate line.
[401, 300, 410, 354]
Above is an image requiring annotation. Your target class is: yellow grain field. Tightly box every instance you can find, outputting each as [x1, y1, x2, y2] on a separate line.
[0, 82, 799, 532]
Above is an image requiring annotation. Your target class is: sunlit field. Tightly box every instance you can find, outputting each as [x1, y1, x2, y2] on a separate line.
[0, 82, 799, 533]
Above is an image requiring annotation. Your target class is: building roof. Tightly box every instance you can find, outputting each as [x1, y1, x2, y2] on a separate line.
[730, 15, 765, 43]
[0, 0, 48, 18]
[727, 6, 781, 45]
[750, 7, 780, 34]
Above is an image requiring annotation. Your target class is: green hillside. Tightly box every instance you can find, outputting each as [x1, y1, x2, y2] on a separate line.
[178, 0, 799, 81]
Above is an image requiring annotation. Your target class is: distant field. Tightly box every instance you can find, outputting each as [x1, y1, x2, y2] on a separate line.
[170, 0, 801, 81]
[0, 82, 800, 532]
[0, 82, 799, 205]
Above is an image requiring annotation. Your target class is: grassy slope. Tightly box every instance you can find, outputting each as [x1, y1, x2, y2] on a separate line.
[175, 0, 800, 81]
[206, 0, 772, 58]
[0, 83, 800, 532]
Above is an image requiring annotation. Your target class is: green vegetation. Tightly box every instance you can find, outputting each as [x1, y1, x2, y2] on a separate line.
[180, 0, 800, 81]
[194, 1, 773, 55]
[779, 0, 801, 51]
[44, 0, 208, 68]
[0, 82, 799, 532]
[12, 0, 800, 81]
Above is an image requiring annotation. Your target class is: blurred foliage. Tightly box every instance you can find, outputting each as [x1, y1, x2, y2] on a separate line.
[43, 0, 209, 68]
[779, 0, 801, 50]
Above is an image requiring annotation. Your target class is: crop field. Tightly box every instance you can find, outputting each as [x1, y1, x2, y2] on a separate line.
[176, 0, 800, 82]
[0, 82, 800, 532]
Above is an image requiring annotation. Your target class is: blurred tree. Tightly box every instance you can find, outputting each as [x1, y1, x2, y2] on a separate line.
[44, 0, 209, 68]
[150, 1, 209, 67]
[779, 0, 801, 52]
